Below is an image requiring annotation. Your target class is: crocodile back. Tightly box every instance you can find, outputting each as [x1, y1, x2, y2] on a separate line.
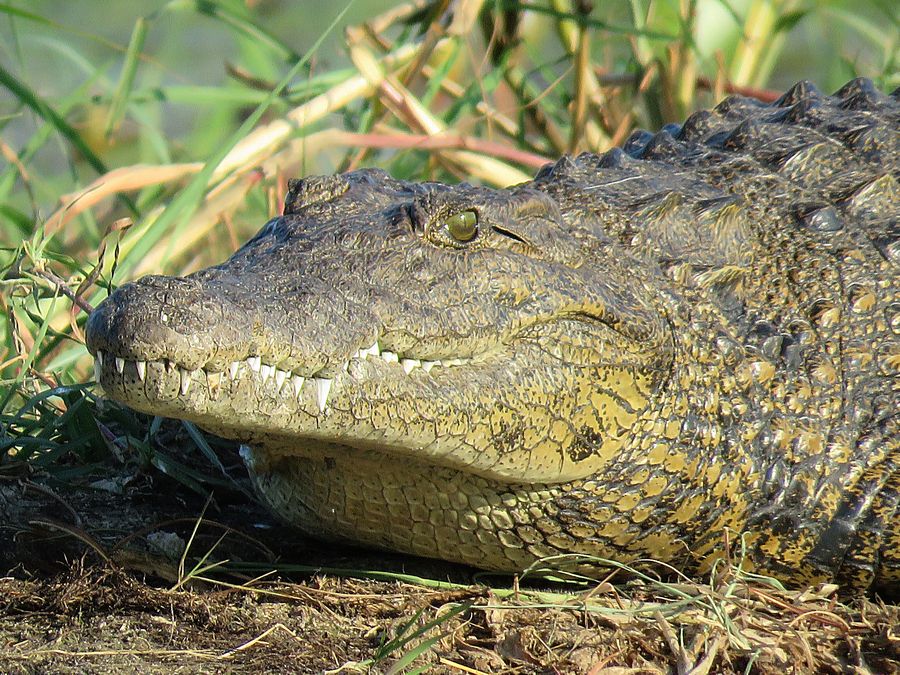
[535, 79, 898, 591]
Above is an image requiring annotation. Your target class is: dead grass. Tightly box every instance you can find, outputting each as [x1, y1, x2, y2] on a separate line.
[1, 560, 898, 673]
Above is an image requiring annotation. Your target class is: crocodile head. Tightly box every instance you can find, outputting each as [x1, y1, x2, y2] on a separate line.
[86, 167, 672, 484]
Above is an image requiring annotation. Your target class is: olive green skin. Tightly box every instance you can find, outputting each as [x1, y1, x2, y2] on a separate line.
[87, 79, 899, 598]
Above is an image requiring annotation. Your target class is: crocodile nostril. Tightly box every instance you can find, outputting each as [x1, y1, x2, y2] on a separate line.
[85, 274, 254, 371]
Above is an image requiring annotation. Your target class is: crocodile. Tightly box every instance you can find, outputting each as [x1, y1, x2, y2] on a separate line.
[85, 79, 899, 597]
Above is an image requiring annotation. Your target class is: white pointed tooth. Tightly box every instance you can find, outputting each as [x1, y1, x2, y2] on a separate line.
[93, 358, 102, 383]
[381, 350, 398, 363]
[444, 358, 463, 367]
[247, 356, 261, 372]
[367, 343, 381, 358]
[315, 377, 333, 412]
[292, 375, 305, 397]
[96, 351, 104, 367]
[401, 358, 420, 374]
[275, 368, 287, 391]
[260, 363, 273, 383]
[422, 360, 437, 373]
[229, 361, 240, 380]
[179, 369, 192, 395]
[115, 357, 125, 374]
[136, 360, 146, 381]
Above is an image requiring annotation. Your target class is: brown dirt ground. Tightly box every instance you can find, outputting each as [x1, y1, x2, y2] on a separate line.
[1, 459, 898, 674]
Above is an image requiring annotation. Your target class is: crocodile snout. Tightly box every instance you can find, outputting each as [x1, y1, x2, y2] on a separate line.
[86, 274, 253, 371]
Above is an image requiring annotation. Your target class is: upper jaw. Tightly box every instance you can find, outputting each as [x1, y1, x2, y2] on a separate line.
[86, 277, 491, 414]
[91, 336, 477, 415]
[84, 274, 258, 371]
[83, 270, 380, 376]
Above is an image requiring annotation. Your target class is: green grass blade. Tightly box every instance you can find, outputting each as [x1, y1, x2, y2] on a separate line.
[104, 16, 148, 137]
[13, 293, 57, 385]
[513, 0, 678, 40]
[112, 0, 357, 280]
[374, 601, 473, 664]
[166, 0, 302, 64]
[0, 63, 108, 177]
[0, 2, 56, 25]
[0, 204, 31, 234]
[386, 634, 443, 674]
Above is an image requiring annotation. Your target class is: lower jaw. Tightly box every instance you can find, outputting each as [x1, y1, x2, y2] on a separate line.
[95, 356, 331, 424]
[243, 447, 572, 572]
[98, 359, 511, 480]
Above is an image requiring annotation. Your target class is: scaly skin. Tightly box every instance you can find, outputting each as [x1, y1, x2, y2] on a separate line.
[86, 79, 899, 597]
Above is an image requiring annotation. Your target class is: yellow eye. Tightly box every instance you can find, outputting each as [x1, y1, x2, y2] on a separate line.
[444, 210, 478, 242]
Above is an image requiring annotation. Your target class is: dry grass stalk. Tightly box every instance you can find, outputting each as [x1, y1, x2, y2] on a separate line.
[45, 163, 203, 235]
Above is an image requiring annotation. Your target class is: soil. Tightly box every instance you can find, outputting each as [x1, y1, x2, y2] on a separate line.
[2, 445, 898, 674]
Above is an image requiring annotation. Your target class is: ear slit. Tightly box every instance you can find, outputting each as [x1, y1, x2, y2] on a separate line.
[491, 224, 531, 246]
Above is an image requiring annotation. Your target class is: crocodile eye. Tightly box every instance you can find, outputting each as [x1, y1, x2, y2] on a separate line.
[444, 210, 478, 242]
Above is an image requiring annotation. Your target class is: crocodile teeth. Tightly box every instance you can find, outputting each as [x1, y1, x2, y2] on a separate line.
[355, 343, 382, 361]
[208, 371, 221, 392]
[260, 363, 273, 383]
[90, 349, 471, 402]
[315, 377, 332, 412]
[292, 375, 305, 397]
[179, 369, 192, 395]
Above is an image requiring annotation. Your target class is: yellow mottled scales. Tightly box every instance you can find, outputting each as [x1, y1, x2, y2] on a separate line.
[86, 79, 899, 598]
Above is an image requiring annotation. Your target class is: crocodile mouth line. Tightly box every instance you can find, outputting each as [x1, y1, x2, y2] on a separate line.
[92, 342, 473, 413]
